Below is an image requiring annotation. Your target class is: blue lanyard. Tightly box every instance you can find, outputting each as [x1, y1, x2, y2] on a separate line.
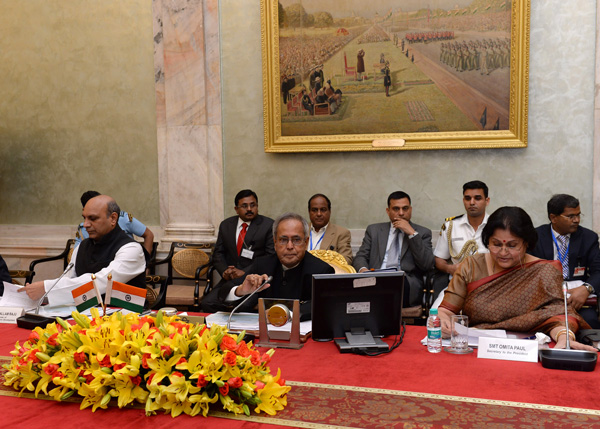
[310, 231, 324, 250]
[550, 230, 570, 266]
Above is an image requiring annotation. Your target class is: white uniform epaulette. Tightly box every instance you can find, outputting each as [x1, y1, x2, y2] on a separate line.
[440, 214, 463, 232]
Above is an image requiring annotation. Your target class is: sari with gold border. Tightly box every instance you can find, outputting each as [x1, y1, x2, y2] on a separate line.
[440, 253, 587, 334]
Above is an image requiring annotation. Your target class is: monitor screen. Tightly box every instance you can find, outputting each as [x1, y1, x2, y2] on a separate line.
[311, 271, 406, 341]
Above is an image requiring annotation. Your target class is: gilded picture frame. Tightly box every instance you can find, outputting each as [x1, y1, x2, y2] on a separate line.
[262, 0, 529, 152]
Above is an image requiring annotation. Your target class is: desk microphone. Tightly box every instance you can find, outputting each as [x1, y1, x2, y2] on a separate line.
[227, 275, 273, 331]
[539, 282, 597, 371]
[17, 262, 75, 329]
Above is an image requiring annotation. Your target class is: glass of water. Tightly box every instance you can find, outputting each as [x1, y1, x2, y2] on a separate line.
[446, 314, 473, 354]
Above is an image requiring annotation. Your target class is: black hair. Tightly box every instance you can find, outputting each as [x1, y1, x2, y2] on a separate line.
[547, 194, 579, 220]
[463, 180, 489, 198]
[481, 206, 538, 251]
[308, 193, 331, 210]
[387, 191, 411, 206]
[234, 189, 258, 207]
[80, 190, 100, 208]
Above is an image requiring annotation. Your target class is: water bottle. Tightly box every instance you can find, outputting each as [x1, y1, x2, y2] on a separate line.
[427, 308, 442, 353]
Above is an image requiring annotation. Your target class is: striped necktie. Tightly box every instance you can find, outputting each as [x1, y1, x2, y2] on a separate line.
[557, 234, 569, 279]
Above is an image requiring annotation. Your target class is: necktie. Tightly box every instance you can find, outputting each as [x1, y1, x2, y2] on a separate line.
[557, 235, 569, 279]
[237, 223, 248, 256]
[386, 230, 400, 269]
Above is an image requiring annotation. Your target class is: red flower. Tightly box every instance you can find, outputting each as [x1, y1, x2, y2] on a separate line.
[74, 352, 87, 364]
[177, 357, 187, 365]
[142, 353, 151, 369]
[46, 333, 59, 346]
[219, 384, 229, 396]
[198, 326, 207, 336]
[139, 316, 154, 327]
[28, 331, 40, 343]
[130, 324, 141, 332]
[160, 345, 172, 357]
[28, 349, 40, 363]
[79, 371, 94, 384]
[147, 372, 156, 384]
[224, 351, 237, 366]
[220, 336, 238, 352]
[97, 355, 112, 367]
[250, 351, 261, 366]
[113, 363, 126, 371]
[130, 375, 142, 386]
[260, 352, 271, 365]
[227, 377, 243, 389]
[196, 374, 208, 388]
[44, 363, 60, 376]
[254, 381, 265, 391]
[237, 341, 251, 358]
[277, 378, 286, 386]
[172, 371, 184, 378]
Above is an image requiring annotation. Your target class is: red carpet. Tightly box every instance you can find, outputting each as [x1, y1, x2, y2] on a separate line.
[2, 357, 599, 427]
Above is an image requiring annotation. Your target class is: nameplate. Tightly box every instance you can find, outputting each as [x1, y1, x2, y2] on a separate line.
[0, 307, 25, 324]
[477, 337, 538, 362]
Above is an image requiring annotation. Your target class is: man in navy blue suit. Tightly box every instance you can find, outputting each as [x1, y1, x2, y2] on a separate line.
[530, 194, 600, 328]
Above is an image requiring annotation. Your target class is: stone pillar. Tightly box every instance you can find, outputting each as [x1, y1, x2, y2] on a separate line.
[153, 0, 223, 247]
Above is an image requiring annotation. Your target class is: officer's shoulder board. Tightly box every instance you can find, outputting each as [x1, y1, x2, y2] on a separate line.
[440, 214, 464, 231]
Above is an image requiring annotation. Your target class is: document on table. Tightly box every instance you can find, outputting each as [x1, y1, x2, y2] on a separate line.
[0, 282, 38, 311]
[420, 325, 508, 348]
[206, 311, 312, 336]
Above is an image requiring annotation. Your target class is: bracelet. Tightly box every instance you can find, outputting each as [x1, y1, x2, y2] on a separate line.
[555, 329, 576, 342]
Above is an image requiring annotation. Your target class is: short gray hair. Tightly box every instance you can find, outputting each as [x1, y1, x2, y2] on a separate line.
[272, 212, 309, 239]
[107, 200, 121, 217]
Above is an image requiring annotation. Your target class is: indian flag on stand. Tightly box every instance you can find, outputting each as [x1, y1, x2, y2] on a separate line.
[106, 280, 146, 313]
[71, 279, 103, 312]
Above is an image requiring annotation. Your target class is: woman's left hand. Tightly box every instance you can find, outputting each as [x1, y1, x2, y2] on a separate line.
[554, 337, 598, 352]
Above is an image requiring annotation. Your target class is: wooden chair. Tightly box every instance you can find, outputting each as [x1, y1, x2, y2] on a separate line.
[343, 52, 357, 79]
[309, 250, 355, 274]
[9, 269, 34, 285]
[144, 274, 168, 310]
[151, 242, 214, 311]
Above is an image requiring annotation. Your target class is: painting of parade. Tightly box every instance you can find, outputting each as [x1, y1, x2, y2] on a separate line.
[262, 0, 529, 152]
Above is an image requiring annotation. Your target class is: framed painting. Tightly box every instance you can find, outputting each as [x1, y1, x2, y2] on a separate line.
[261, 0, 529, 152]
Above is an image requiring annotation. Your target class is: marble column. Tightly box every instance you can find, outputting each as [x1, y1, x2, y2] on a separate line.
[153, 0, 223, 247]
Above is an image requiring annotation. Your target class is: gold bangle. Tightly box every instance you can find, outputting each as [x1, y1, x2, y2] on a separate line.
[555, 329, 575, 342]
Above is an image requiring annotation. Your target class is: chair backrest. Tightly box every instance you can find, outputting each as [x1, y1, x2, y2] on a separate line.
[153, 241, 213, 283]
[29, 239, 76, 281]
[9, 269, 34, 285]
[309, 250, 356, 274]
[145, 274, 168, 310]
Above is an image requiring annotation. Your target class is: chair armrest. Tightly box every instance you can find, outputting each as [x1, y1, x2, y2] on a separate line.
[29, 239, 75, 272]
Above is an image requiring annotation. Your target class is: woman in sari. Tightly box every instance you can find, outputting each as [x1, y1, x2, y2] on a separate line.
[438, 206, 596, 351]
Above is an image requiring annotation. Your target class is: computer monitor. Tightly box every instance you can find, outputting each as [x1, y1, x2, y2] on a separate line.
[311, 271, 406, 352]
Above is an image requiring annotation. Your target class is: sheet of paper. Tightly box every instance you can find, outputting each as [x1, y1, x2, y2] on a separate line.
[206, 311, 312, 336]
[0, 282, 38, 311]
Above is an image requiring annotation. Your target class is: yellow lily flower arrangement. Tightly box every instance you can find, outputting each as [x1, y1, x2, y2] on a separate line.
[3, 309, 291, 417]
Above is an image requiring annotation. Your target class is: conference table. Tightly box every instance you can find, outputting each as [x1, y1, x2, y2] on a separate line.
[1, 319, 599, 428]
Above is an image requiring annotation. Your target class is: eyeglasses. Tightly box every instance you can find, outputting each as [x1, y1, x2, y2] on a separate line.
[488, 242, 523, 253]
[276, 236, 305, 247]
[237, 203, 257, 210]
[560, 213, 582, 221]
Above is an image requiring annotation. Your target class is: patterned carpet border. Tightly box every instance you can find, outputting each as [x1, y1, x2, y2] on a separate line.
[3, 357, 600, 428]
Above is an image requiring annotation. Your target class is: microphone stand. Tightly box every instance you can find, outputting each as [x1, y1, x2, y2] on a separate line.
[227, 276, 272, 331]
[539, 282, 597, 371]
[17, 263, 75, 329]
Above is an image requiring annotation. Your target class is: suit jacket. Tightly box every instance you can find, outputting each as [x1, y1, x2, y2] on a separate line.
[317, 223, 353, 264]
[530, 224, 600, 293]
[353, 221, 434, 306]
[218, 252, 334, 320]
[212, 215, 275, 276]
[0, 255, 11, 296]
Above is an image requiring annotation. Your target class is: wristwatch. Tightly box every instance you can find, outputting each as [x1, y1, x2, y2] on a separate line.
[408, 231, 419, 239]
[583, 283, 594, 294]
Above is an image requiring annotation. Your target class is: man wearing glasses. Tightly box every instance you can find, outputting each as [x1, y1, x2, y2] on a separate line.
[212, 189, 275, 282]
[204, 212, 333, 319]
[530, 194, 600, 328]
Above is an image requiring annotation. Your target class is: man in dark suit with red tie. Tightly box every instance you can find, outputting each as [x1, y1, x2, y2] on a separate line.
[202, 190, 275, 312]
[529, 194, 600, 328]
[212, 189, 275, 281]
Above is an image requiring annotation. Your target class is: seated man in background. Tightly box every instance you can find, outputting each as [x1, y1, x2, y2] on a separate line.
[203, 212, 334, 319]
[353, 191, 434, 307]
[76, 190, 154, 254]
[432, 180, 490, 305]
[0, 255, 12, 296]
[307, 193, 353, 264]
[212, 189, 275, 282]
[19, 195, 147, 309]
[529, 194, 600, 328]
